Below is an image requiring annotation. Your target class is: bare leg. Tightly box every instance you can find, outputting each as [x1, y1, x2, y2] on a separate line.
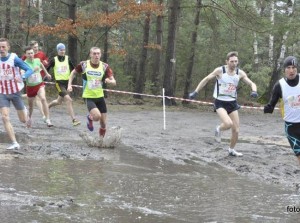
[37, 87, 50, 119]
[216, 108, 233, 132]
[35, 96, 45, 118]
[63, 95, 77, 120]
[1, 107, 17, 142]
[48, 96, 63, 109]
[27, 97, 35, 119]
[228, 110, 240, 149]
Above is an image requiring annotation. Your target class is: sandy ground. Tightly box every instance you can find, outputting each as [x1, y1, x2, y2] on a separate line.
[0, 96, 299, 191]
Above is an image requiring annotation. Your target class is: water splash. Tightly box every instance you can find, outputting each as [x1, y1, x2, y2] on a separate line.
[79, 126, 122, 148]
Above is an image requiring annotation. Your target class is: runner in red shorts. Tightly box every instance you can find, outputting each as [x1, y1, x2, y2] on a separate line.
[24, 46, 53, 127]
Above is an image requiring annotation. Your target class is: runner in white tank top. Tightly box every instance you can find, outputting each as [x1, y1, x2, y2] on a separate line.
[189, 51, 258, 157]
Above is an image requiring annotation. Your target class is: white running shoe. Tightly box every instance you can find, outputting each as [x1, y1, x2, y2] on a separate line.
[214, 125, 221, 143]
[46, 119, 54, 127]
[228, 148, 243, 157]
[42, 116, 47, 123]
[7, 142, 20, 150]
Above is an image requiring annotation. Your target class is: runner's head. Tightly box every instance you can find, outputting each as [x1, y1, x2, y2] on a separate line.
[283, 56, 298, 69]
[24, 46, 35, 60]
[0, 38, 10, 57]
[29, 40, 39, 54]
[283, 56, 298, 80]
[226, 51, 239, 70]
[56, 43, 66, 56]
[89, 47, 101, 64]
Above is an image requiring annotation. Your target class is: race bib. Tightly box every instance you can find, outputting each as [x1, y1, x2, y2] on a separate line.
[0, 68, 14, 80]
[287, 95, 300, 109]
[28, 73, 42, 84]
[87, 79, 102, 89]
[219, 83, 236, 97]
[56, 65, 68, 75]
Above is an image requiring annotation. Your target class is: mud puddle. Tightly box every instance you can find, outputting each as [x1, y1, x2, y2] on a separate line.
[0, 145, 299, 223]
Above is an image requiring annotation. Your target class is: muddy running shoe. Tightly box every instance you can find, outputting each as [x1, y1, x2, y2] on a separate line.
[46, 119, 54, 127]
[214, 125, 221, 143]
[26, 117, 32, 128]
[72, 119, 81, 126]
[228, 148, 243, 157]
[99, 128, 106, 137]
[86, 115, 93, 131]
[7, 142, 20, 150]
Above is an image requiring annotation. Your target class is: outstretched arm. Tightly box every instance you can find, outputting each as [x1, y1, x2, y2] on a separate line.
[194, 67, 221, 93]
[240, 71, 257, 92]
[189, 67, 221, 99]
[67, 69, 77, 92]
[264, 82, 281, 113]
[40, 63, 51, 80]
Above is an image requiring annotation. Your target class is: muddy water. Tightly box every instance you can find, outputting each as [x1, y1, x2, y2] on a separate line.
[0, 146, 299, 223]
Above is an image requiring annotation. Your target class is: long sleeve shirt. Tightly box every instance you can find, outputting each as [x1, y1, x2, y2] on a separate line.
[264, 75, 299, 113]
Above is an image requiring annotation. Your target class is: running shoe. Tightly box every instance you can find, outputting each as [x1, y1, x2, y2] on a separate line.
[214, 125, 221, 143]
[46, 119, 54, 127]
[26, 117, 32, 128]
[228, 149, 243, 157]
[99, 128, 106, 137]
[72, 119, 81, 126]
[7, 142, 20, 150]
[42, 116, 47, 123]
[86, 115, 93, 131]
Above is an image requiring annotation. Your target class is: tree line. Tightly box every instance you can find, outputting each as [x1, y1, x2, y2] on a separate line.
[0, 0, 299, 105]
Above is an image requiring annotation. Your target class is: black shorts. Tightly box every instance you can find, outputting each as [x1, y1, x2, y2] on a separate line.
[85, 97, 107, 113]
[285, 122, 300, 156]
[55, 80, 69, 97]
[214, 99, 240, 114]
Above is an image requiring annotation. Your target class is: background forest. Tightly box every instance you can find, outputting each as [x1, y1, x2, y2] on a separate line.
[0, 0, 299, 105]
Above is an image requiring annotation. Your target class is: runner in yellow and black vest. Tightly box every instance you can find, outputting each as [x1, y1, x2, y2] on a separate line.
[67, 47, 116, 137]
[46, 43, 81, 126]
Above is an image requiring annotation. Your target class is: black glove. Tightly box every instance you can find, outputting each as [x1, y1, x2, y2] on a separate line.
[264, 104, 274, 114]
[189, 91, 198, 100]
[250, 91, 258, 98]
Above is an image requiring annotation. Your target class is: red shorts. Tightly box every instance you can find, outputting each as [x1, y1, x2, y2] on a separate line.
[26, 82, 45, 98]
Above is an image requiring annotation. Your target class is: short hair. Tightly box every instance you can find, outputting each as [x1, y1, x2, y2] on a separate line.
[29, 40, 38, 47]
[90, 47, 101, 53]
[24, 46, 33, 53]
[0, 38, 10, 45]
[226, 51, 238, 60]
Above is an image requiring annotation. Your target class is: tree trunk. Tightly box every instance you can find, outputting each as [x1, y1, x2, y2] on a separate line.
[263, 0, 294, 102]
[38, 0, 43, 24]
[268, 1, 274, 66]
[163, 0, 180, 105]
[150, 0, 163, 95]
[68, 0, 77, 65]
[102, 0, 109, 63]
[67, 0, 79, 93]
[4, 0, 11, 38]
[133, 0, 152, 99]
[182, 0, 201, 104]
[102, 0, 109, 98]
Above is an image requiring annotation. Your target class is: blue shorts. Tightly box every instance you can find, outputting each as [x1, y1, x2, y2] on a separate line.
[285, 122, 300, 156]
[214, 99, 240, 114]
[0, 92, 25, 110]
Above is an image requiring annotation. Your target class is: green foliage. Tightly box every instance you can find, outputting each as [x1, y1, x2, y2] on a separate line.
[238, 64, 271, 101]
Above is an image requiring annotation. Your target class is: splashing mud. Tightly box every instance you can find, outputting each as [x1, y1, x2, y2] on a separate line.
[79, 126, 122, 148]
